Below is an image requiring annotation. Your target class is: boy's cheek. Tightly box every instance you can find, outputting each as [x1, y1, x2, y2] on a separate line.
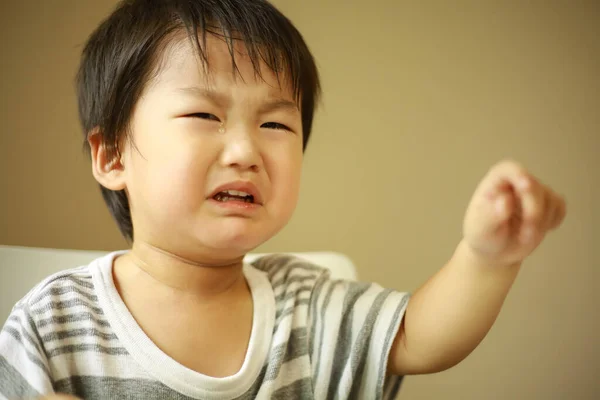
[271, 168, 302, 218]
[129, 156, 209, 213]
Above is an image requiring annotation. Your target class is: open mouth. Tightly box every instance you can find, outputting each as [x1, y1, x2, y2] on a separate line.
[212, 190, 255, 204]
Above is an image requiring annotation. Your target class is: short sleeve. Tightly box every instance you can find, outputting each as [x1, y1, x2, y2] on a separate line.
[1, 303, 54, 399]
[307, 275, 410, 400]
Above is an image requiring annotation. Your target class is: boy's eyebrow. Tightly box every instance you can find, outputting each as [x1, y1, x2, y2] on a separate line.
[258, 98, 300, 114]
[175, 86, 299, 114]
[176, 87, 229, 106]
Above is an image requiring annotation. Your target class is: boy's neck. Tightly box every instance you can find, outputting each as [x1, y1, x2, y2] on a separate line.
[115, 242, 248, 302]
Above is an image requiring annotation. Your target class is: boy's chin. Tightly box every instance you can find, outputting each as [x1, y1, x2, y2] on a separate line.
[199, 228, 276, 255]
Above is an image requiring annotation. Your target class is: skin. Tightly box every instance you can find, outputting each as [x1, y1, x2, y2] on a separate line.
[49, 31, 566, 399]
[388, 160, 566, 374]
[89, 34, 304, 378]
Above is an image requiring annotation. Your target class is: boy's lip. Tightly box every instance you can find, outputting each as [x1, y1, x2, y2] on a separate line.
[208, 181, 264, 205]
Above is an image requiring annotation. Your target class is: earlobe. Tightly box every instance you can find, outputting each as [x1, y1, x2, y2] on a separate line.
[88, 128, 127, 191]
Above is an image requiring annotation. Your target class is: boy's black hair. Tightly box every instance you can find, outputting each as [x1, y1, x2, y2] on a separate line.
[76, 0, 321, 242]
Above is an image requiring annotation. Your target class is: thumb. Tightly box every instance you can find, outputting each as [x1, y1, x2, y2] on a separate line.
[490, 188, 518, 236]
[469, 183, 517, 239]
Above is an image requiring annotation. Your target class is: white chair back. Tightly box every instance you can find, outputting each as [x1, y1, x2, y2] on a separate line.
[0, 245, 357, 324]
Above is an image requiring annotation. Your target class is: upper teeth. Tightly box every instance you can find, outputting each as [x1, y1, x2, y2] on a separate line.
[223, 190, 251, 197]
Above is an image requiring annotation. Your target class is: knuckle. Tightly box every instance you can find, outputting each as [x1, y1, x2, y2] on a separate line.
[527, 203, 545, 223]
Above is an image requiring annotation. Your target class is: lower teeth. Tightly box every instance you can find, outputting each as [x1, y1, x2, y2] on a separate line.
[216, 195, 252, 203]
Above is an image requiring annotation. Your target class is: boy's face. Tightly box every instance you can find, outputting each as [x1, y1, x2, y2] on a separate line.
[118, 34, 303, 260]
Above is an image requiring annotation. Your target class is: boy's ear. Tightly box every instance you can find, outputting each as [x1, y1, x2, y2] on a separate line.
[88, 128, 127, 191]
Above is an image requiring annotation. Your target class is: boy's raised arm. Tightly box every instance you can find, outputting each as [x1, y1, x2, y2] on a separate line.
[387, 160, 566, 376]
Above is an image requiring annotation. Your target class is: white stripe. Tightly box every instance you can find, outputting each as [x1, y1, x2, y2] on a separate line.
[271, 306, 308, 348]
[334, 283, 386, 398]
[3, 311, 44, 357]
[350, 284, 388, 344]
[37, 315, 110, 332]
[42, 328, 118, 354]
[36, 314, 110, 339]
[269, 258, 320, 288]
[268, 259, 294, 284]
[313, 280, 346, 399]
[359, 291, 408, 397]
[50, 352, 149, 381]
[275, 291, 311, 316]
[274, 282, 313, 307]
[254, 355, 311, 397]
[31, 297, 104, 319]
[26, 266, 92, 303]
[308, 278, 326, 361]
[0, 331, 52, 394]
[271, 272, 319, 298]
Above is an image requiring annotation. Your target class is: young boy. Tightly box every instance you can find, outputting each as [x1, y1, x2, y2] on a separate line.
[0, 0, 566, 399]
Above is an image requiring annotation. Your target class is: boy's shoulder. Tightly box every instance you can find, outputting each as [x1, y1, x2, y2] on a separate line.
[13, 261, 99, 317]
[249, 253, 330, 287]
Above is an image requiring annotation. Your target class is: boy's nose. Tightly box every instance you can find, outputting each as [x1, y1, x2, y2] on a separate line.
[219, 129, 262, 172]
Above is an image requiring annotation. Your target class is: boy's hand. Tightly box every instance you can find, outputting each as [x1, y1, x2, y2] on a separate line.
[463, 160, 566, 267]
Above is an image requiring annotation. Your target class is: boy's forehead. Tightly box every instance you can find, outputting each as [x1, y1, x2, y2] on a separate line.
[154, 33, 295, 100]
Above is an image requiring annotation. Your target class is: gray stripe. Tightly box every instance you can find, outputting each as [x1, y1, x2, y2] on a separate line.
[34, 285, 98, 304]
[326, 282, 371, 399]
[1, 327, 52, 379]
[264, 328, 309, 381]
[4, 314, 45, 361]
[42, 327, 117, 343]
[54, 376, 194, 400]
[274, 285, 312, 305]
[274, 299, 310, 328]
[376, 295, 409, 400]
[0, 354, 42, 399]
[31, 298, 104, 316]
[272, 262, 321, 282]
[47, 343, 128, 358]
[272, 275, 319, 293]
[382, 376, 403, 400]
[65, 276, 94, 289]
[54, 373, 299, 400]
[37, 312, 110, 329]
[283, 328, 309, 363]
[307, 274, 328, 364]
[311, 279, 339, 383]
[347, 289, 394, 400]
[25, 309, 51, 360]
[272, 377, 313, 400]
[251, 254, 293, 276]
[253, 254, 322, 280]
[71, 272, 93, 280]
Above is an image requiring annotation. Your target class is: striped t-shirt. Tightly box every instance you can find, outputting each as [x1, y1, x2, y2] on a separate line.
[1, 251, 409, 399]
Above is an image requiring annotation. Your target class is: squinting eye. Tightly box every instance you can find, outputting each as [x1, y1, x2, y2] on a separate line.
[189, 113, 220, 121]
[261, 122, 291, 131]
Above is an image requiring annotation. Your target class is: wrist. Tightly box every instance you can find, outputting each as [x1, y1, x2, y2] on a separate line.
[455, 239, 523, 272]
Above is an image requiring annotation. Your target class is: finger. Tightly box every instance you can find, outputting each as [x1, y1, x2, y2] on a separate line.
[485, 160, 531, 199]
[516, 175, 546, 228]
[549, 193, 567, 229]
[492, 188, 517, 234]
[481, 163, 519, 199]
[542, 189, 558, 230]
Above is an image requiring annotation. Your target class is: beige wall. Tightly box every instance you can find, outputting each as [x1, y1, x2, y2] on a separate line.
[1, 1, 598, 399]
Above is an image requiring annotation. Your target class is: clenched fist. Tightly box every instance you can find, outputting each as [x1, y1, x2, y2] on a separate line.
[463, 160, 566, 267]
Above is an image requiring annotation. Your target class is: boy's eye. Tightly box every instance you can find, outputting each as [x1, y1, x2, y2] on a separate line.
[261, 122, 291, 131]
[189, 113, 220, 121]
